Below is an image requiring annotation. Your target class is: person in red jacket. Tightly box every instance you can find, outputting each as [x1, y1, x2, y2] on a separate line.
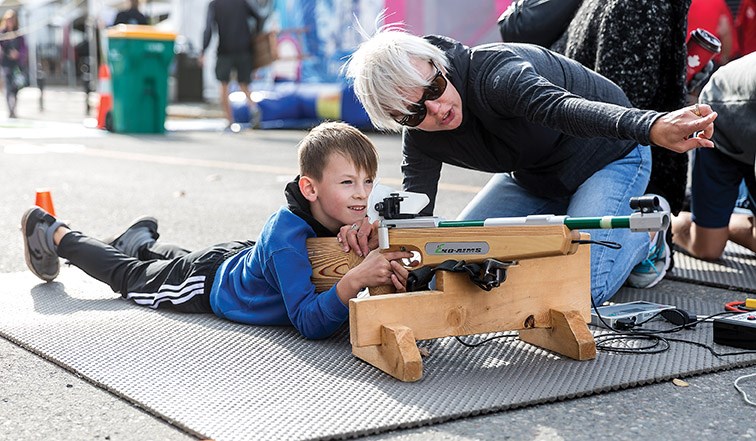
[688, 0, 741, 64]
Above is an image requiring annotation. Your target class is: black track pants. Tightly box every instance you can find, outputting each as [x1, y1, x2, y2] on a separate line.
[57, 231, 253, 313]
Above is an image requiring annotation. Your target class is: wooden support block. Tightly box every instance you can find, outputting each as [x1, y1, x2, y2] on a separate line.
[349, 240, 591, 348]
[351, 324, 423, 382]
[518, 309, 597, 360]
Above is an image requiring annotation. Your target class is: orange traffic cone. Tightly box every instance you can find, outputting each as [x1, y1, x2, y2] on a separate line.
[35, 188, 56, 216]
[96, 64, 113, 130]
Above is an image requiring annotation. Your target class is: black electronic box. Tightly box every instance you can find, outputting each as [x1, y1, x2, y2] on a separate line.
[713, 312, 756, 349]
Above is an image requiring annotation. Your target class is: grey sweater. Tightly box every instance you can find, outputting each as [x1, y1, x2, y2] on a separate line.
[403, 36, 662, 214]
[700, 52, 756, 166]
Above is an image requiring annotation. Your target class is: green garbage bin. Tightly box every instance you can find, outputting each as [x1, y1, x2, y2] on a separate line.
[107, 25, 177, 133]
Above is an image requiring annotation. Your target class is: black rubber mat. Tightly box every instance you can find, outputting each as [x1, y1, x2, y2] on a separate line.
[1, 269, 754, 441]
[669, 242, 756, 293]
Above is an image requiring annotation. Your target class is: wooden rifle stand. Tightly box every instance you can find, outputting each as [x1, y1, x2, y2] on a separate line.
[308, 228, 596, 382]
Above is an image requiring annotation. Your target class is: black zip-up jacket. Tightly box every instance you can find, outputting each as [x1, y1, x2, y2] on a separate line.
[402, 36, 663, 214]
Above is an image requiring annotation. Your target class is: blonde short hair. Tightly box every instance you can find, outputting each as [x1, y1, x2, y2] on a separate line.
[343, 25, 448, 132]
[298, 121, 378, 181]
[1, 9, 19, 32]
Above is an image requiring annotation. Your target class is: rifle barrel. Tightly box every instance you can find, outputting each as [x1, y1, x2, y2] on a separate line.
[438, 216, 632, 230]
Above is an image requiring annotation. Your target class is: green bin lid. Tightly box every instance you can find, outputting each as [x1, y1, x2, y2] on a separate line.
[107, 24, 176, 41]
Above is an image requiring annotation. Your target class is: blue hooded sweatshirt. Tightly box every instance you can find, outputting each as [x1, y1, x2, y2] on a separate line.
[209, 178, 349, 339]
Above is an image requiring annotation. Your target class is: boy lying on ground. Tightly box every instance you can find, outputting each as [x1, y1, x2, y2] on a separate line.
[21, 121, 412, 339]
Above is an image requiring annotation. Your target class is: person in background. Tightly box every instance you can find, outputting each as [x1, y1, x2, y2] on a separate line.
[688, 0, 740, 64]
[553, 0, 692, 274]
[200, 0, 264, 129]
[113, 0, 148, 26]
[0, 9, 27, 119]
[672, 53, 756, 260]
[343, 26, 717, 306]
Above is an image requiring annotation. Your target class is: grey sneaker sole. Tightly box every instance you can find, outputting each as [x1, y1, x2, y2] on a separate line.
[21, 207, 59, 282]
[103, 216, 159, 246]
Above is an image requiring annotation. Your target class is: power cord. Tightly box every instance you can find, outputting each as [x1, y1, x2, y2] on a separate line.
[590, 297, 756, 357]
[725, 301, 756, 312]
[452, 299, 756, 357]
[451, 298, 756, 407]
[455, 333, 518, 348]
[734, 372, 756, 406]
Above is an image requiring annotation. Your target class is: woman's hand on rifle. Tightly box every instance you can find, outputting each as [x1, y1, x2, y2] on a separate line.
[337, 217, 378, 257]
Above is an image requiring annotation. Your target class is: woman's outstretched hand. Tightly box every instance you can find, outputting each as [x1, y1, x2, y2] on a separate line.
[649, 103, 717, 153]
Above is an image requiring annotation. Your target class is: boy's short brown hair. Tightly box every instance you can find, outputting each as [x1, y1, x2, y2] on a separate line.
[298, 121, 378, 181]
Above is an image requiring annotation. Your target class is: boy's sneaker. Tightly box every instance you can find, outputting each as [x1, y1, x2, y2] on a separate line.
[103, 216, 159, 258]
[21, 207, 65, 282]
[626, 195, 672, 289]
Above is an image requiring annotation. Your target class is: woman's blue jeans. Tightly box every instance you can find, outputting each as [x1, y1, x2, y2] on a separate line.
[457, 145, 652, 305]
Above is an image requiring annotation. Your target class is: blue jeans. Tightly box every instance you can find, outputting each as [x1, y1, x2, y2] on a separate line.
[457, 145, 652, 305]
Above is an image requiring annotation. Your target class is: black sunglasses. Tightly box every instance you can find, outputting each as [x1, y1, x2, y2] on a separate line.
[395, 62, 448, 127]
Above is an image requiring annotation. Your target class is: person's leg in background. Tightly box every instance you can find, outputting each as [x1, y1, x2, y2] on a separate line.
[218, 81, 231, 123]
[727, 176, 756, 253]
[4, 70, 17, 118]
[235, 52, 258, 126]
[214, 54, 233, 124]
[672, 147, 744, 260]
[728, 214, 756, 252]
[672, 211, 729, 259]
[568, 145, 652, 305]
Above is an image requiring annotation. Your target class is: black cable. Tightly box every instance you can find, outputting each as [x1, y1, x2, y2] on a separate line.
[594, 333, 670, 354]
[572, 239, 622, 249]
[455, 333, 518, 348]
[591, 296, 756, 357]
[662, 336, 756, 357]
[591, 297, 733, 333]
[631, 311, 734, 333]
[454, 298, 756, 357]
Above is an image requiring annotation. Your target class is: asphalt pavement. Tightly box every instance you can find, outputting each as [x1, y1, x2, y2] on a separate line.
[1, 87, 754, 441]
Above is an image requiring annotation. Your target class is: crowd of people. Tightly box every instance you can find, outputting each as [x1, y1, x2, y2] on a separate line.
[13, 0, 756, 339]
